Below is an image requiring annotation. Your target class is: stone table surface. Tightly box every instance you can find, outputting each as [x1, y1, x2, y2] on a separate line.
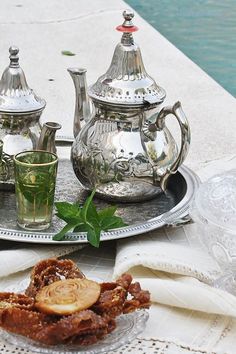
[0, 0, 235, 169]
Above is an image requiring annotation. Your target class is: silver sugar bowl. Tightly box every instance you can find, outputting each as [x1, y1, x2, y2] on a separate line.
[69, 11, 191, 202]
[0, 46, 61, 190]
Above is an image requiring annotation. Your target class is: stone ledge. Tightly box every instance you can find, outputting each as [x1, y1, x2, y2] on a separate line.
[0, 0, 235, 168]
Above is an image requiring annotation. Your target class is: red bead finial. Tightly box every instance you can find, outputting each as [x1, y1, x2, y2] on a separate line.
[116, 10, 138, 33]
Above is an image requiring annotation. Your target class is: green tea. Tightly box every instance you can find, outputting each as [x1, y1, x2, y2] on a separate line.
[14, 151, 58, 231]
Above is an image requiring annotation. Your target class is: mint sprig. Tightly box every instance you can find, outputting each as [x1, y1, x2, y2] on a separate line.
[53, 190, 127, 247]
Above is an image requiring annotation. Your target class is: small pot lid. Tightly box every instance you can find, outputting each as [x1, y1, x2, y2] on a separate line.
[192, 170, 236, 233]
[88, 10, 166, 108]
[0, 46, 46, 114]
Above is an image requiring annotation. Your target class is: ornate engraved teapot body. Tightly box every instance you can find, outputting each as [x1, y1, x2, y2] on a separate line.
[69, 11, 190, 202]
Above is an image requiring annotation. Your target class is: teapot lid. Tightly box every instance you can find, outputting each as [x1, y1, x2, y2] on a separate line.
[88, 10, 166, 108]
[0, 46, 46, 114]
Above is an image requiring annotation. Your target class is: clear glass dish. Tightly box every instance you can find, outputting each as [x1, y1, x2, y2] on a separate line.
[1, 280, 149, 354]
[0, 310, 148, 354]
[214, 271, 236, 295]
[190, 169, 236, 271]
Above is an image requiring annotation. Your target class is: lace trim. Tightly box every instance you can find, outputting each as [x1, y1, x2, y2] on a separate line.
[215, 318, 233, 345]
[0, 338, 220, 354]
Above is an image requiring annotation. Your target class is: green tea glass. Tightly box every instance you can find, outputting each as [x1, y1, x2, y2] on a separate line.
[14, 150, 58, 231]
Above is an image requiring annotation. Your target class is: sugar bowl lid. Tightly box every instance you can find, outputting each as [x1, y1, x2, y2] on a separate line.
[192, 170, 236, 232]
[88, 10, 166, 108]
[0, 46, 46, 113]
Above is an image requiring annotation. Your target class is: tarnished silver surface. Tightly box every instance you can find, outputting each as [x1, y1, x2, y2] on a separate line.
[0, 159, 200, 244]
[88, 10, 166, 108]
[67, 68, 93, 138]
[69, 11, 191, 202]
[37, 122, 62, 154]
[149, 101, 191, 190]
[0, 47, 46, 113]
[0, 46, 46, 188]
[0, 140, 12, 186]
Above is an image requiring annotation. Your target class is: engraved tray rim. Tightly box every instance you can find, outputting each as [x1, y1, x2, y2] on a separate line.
[0, 165, 200, 244]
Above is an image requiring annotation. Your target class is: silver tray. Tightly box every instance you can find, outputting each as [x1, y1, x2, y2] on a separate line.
[0, 159, 200, 244]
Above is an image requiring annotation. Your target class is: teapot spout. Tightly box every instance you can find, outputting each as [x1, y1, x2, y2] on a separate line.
[67, 68, 93, 138]
[37, 122, 61, 154]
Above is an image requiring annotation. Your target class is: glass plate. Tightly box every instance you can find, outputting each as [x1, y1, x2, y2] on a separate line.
[0, 311, 149, 354]
[1, 280, 149, 354]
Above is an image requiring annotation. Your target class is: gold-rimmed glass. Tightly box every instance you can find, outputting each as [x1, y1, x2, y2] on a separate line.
[14, 150, 58, 231]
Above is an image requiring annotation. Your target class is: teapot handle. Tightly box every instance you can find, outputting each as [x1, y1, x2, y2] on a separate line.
[148, 101, 190, 190]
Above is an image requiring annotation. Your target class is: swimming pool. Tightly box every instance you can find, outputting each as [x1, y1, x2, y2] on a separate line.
[126, 0, 236, 97]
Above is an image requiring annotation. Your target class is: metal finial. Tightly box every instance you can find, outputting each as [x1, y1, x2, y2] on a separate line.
[116, 10, 138, 33]
[0, 45, 46, 113]
[122, 10, 134, 27]
[9, 46, 19, 67]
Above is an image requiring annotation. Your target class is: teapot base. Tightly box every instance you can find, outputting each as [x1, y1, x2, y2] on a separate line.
[94, 181, 163, 203]
[0, 179, 15, 191]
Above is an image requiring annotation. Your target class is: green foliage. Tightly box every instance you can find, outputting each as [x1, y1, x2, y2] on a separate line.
[53, 190, 127, 247]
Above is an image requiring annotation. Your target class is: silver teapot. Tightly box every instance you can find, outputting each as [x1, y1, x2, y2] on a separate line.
[69, 11, 190, 202]
[0, 46, 61, 189]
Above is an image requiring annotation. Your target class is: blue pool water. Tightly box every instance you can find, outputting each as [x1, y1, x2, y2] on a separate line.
[126, 0, 236, 97]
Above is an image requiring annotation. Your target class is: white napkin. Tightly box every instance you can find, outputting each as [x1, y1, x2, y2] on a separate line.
[113, 154, 236, 352]
[0, 242, 83, 277]
[114, 231, 236, 317]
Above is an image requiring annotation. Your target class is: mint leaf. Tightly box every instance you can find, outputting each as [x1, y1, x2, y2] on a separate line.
[61, 50, 76, 56]
[55, 202, 80, 218]
[55, 202, 81, 223]
[80, 189, 96, 224]
[98, 205, 117, 219]
[73, 223, 90, 232]
[87, 226, 101, 248]
[53, 222, 79, 241]
[86, 201, 99, 223]
[55, 212, 78, 224]
[100, 216, 127, 231]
